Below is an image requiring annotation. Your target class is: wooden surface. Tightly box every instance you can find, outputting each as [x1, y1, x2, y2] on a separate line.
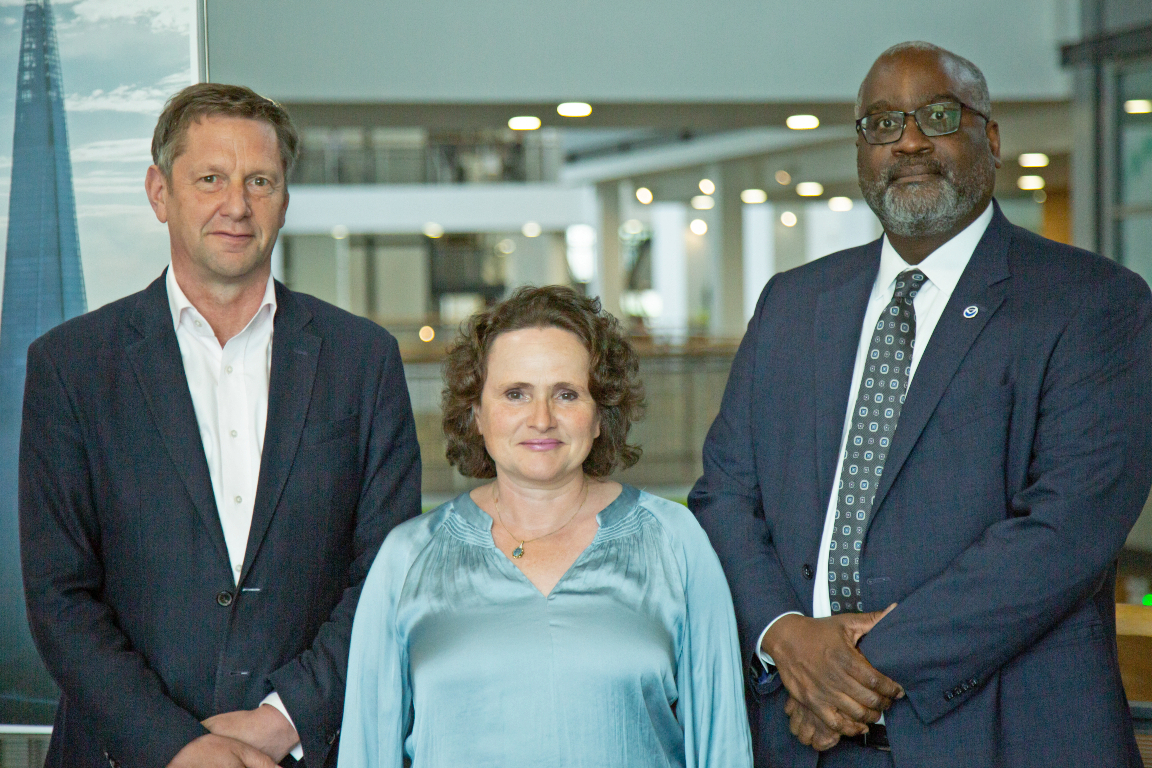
[1118, 603, 1152, 637]
[1118, 604, 1152, 703]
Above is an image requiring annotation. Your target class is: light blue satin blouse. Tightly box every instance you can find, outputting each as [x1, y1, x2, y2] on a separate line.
[339, 484, 753, 768]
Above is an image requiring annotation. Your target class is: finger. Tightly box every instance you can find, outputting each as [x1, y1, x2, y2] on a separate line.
[839, 650, 904, 700]
[840, 603, 897, 645]
[809, 700, 868, 736]
[239, 745, 277, 768]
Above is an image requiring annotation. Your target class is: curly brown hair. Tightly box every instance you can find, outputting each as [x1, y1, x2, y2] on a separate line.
[442, 285, 645, 479]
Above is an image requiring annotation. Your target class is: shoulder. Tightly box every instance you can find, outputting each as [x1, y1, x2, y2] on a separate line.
[28, 282, 153, 364]
[361, 502, 454, 597]
[283, 286, 397, 345]
[634, 489, 723, 563]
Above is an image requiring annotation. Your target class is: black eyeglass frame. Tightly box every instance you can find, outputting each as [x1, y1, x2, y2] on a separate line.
[855, 101, 991, 145]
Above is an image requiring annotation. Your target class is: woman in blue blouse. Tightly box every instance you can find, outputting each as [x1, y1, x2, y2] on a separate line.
[339, 285, 752, 767]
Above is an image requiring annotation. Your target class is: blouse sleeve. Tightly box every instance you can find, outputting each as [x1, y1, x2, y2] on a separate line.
[673, 504, 755, 768]
[338, 525, 418, 768]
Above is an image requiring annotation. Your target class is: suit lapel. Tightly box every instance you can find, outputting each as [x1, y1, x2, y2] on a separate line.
[870, 208, 1013, 515]
[815, 244, 882, 505]
[125, 273, 230, 567]
[240, 284, 319, 583]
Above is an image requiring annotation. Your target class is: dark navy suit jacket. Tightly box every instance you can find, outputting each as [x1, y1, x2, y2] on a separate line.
[20, 274, 422, 768]
[690, 205, 1152, 767]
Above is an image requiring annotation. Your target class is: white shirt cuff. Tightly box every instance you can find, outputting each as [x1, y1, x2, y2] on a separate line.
[756, 611, 804, 671]
[260, 691, 304, 761]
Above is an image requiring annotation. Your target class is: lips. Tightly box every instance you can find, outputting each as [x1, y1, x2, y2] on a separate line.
[886, 160, 945, 184]
[520, 439, 564, 451]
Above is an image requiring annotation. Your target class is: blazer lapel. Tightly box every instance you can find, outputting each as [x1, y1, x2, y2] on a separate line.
[239, 284, 319, 583]
[870, 208, 1013, 514]
[815, 243, 882, 505]
[125, 273, 230, 567]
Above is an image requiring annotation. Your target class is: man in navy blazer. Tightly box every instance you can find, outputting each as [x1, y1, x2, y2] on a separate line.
[690, 42, 1152, 767]
[19, 84, 421, 768]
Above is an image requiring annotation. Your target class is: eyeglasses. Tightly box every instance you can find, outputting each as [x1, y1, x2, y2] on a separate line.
[856, 101, 990, 145]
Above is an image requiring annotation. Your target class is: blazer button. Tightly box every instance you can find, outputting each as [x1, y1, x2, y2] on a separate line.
[802, 564, 813, 579]
[216, 591, 233, 607]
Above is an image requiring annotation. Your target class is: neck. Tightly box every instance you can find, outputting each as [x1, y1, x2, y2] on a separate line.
[492, 473, 590, 537]
[171, 261, 270, 345]
[884, 197, 991, 265]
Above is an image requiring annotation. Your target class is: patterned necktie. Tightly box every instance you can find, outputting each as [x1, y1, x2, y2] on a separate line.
[829, 268, 926, 614]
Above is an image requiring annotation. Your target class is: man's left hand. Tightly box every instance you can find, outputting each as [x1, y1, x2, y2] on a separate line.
[202, 705, 300, 764]
[784, 696, 841, 751]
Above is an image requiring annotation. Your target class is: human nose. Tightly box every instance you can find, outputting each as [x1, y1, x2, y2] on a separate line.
[891, 113, 933, 155]
[219, 178, 251, 219]
[528, 396, 555, 430]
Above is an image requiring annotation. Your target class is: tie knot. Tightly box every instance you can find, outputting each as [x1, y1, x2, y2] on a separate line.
[893, 269, 927, 302]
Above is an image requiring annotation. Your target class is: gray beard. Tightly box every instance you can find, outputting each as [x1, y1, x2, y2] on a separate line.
[860, 160, 991, 238]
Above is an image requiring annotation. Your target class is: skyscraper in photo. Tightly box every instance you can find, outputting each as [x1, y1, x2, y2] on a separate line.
[0, 0, 86, 723]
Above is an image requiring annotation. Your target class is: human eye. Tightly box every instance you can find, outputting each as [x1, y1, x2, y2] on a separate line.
[200, 174, 218, 184]
[504, 388, 525, 401]
[557, 389, 579, 402]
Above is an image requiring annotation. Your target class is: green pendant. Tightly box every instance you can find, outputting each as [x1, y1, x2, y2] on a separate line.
[512, 543, 525, 558]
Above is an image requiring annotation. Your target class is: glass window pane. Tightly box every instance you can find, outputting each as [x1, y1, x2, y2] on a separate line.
[1120, 61, 1152, 208]
[1121, 215, 1152, 289]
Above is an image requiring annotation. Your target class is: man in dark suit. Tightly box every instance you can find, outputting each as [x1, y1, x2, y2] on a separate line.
[690, 41, 1152, 767]
[19, 84, 421, 768]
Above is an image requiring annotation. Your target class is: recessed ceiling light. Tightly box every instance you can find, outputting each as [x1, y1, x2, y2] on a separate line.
[698, 179, 715, 195]
[331, 224, 349, 240]
[1124, 99, 1152, 114]
[1017, 175, 1045, 191]
[622, 219, 644, 235]
[786, 114, 820, 130]
[780, 211, 797, 227]
[418, 326, 435, 342]
[422, 222, 444, 238]
[635, 187, 653, 204]
[690, 195, 715, 210]
[741, 189, 768, 204]
[557, 102, 592, 117]
[828, 197, 853, 212]
[796, 182, 824, 197]
[1018, 153, 1049, 168]
[775, 170, 791, 185]
[689, 219, 708, 235]
[521, 221, 542, 237]
[496, 238, 516, 254]
[508, 115, 541, 130]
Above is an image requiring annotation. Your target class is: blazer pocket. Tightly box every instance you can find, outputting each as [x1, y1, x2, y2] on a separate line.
[301, 414, 357, 446]
[933, 382, 1013, 434]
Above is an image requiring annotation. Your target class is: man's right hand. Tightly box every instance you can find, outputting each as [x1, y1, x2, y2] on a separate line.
[762, 604, 903, 736]
[166, 734, 278, 768]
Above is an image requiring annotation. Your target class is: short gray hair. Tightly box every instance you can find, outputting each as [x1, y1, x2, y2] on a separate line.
[855, 41, 991, 119]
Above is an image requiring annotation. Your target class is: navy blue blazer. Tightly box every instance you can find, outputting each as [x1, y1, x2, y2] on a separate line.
[690, 205, 1152, 767]
[20, 274, 422, 768]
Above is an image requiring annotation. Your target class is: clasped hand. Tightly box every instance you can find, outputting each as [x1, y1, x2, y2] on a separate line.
[165, 704, 298, 768]
[762, 604, 903, 751]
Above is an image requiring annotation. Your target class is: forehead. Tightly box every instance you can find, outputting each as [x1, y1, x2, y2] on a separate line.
[177, 115, 281, 165]
[486, 326, 590, 376]
[859, 51, 975, 113]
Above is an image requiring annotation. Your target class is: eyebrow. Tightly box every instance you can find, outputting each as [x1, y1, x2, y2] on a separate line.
[863, 92, 964, 115]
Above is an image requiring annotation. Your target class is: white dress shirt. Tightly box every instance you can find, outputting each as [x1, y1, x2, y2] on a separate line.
[166, 267, 303, 760]
[758, 202, 994, 672]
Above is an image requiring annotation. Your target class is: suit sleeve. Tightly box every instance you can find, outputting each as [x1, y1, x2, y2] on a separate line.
[19, 339, 209, 766]
[269, 333, 422, 763]
[859, 265, 1152, 724]
[688, 277, 805, 673]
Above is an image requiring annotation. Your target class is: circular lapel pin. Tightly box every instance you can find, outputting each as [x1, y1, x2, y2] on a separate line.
[963, 305, 979, 318]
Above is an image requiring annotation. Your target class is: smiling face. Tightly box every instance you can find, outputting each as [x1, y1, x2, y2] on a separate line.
[473, 326, 601, 490]
[856, 48, 1001, 241]
[145, 115, 288, 291]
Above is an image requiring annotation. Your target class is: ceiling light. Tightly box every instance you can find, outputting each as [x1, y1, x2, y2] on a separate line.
[775, 170, 791, 185]
[496, 238, 516, 254]
[690, 195, 715, 210]
[1032, 190, 1047, 203]
[1018, 153, 1049, 168]
[331, 224, 349, 240]
[786, 114, 820, 130]
[828, 197, 853, 212]
[698, 179, 715, 195]
[521, 221, 542, 237]
[557, 102, 592, 117]
[422, 222, 444, 238]
[689, 219, 708, 235]
[418, 326, 435, 342]
[635, 187, 653, 204]
[1124, 99, 1152, 114]
[796, 182, 824, 197]
[622, 218, 644, 235]
[741, 188, 768, 204]
[1017, 175, 1045, 191]
[780, 211, 797, 227]
[508, 115, 541, 130]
